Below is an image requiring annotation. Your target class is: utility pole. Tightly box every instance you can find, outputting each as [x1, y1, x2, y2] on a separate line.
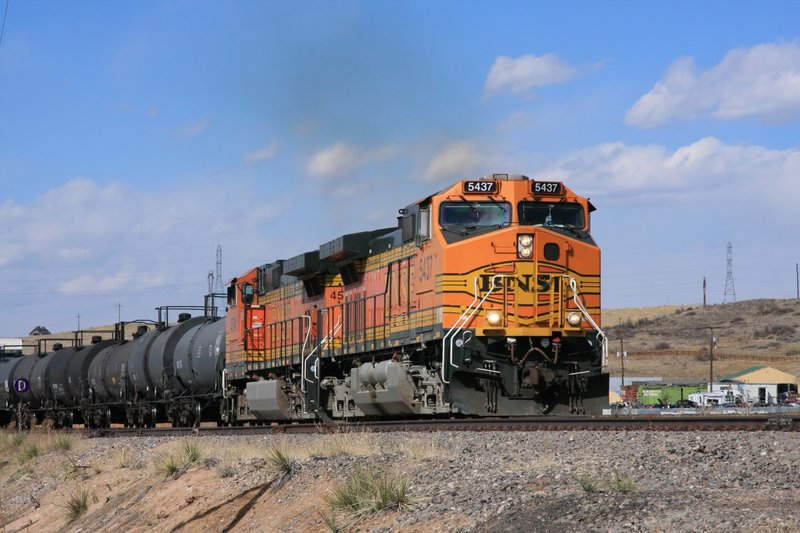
[708, 327, 717, 393]
[616, 337, 627, 397]
[796, 262, 799, 299]
[77, 314, 81, 331]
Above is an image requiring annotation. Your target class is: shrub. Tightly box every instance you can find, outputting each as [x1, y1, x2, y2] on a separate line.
[325, 463, 411, 518]
[267, 445, 301, 480]
[153, 452, 183, 479]
[180, 439, 203, 464]
[654, 342, 671, 350]
[63, 486, 95, 523]
[576, 472, 598, 493]
[217, 464, 237, 478]
[753, 325, 796, 339]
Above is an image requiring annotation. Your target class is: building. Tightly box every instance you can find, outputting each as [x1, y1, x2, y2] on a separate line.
[717, 366, 799, 405]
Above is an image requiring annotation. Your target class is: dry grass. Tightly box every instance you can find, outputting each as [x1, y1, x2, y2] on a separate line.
[324, 462, 413, 528]
[152, 437, 206, 479]
[113, 446, 144, 470]
[394, 435, 446, 460]
[62, 485, 96, 523]
[303, 428, 379, 459]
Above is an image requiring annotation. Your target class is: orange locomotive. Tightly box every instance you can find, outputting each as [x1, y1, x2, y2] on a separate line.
[222, 173, 608, 423]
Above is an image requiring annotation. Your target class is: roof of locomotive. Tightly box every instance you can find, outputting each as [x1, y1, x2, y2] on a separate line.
[232, 173, 595, 290]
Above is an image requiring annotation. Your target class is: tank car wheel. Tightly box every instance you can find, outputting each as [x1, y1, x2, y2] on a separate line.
[150, 407, 158, 428]
[66, 411, 74, 429]
[194, 402, 202, 425]
[105, 407, 112, 428]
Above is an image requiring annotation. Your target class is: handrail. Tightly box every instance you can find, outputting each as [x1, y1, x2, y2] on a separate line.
[563, 275, 607, 366]
[299, 315, 312, 393]
[304, 313, 343, 369]
[441, 274, 506, 383]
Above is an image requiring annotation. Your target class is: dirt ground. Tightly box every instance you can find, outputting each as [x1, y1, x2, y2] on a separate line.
[0, 432, 466, 533]
[602, 299, 800, 380]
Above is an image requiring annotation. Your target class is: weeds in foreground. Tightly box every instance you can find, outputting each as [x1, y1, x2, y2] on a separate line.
[305, 428, 379, 459]
[576, 471, 638, 493]
[63, 486, 96, 523]
[267, 445, 302, 480]
[577, 472, 599, 493]
[398, 436, 446, 460]
[153, 452, 183, 478]
[180, 439, 204, 464]
[320, 509, 338, 532]
[153, 438, 205, 479]
[16, 443, 41, 465]
[0, 432, 27, 453]
[217, 464, 237, 478]
[325, 462, 412, 523]
[113, 447, 142, 469]
[609, 472, 638, 493]
[47, 434, 74, 452]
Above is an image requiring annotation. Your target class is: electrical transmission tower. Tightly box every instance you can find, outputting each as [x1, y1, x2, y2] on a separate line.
[723, 241, 736, 303]
[215, 245, 223, 293]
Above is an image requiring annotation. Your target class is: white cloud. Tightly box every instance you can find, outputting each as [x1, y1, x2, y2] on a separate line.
[179, 118, 209, 137]
[484, 53, 576, 98]
[626, 41, 800, 128]
[541, 137, 800, 211]
[306, 142, 399, 180]
[0, 176, 299, 334]
[58, 270, 167, 296]
[243, 139, 280, 164]
[423, 141, 490, 182]
[307, 142, 359, 178]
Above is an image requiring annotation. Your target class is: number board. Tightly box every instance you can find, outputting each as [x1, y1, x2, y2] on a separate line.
[463, 180, 498, 194]
[532, 181, 563, 195]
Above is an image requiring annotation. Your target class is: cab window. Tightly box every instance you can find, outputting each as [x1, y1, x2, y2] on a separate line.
[440, 202, 511, 228]
[518, 202, 585, 229]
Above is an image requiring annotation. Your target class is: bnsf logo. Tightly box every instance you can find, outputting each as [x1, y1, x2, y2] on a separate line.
[478, 274, 557, 293]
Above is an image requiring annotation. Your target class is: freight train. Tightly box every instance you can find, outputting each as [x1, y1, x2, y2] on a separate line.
[0, 173, 608, 429]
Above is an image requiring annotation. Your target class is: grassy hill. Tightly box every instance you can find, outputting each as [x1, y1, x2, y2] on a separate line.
[602, 298, 800, 381]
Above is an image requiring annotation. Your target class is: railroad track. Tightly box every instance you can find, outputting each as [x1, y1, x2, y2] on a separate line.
[81, 414, 800, 438]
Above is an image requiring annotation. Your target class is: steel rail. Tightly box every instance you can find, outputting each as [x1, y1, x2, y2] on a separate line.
[80, 414, 799, 438]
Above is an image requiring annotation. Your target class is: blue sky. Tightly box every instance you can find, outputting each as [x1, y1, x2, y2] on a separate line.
[1, 1, 799, 336]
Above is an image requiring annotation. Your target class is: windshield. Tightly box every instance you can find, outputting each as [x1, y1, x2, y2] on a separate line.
[440, 202, 511, 228]
[518, 202, 585, 228]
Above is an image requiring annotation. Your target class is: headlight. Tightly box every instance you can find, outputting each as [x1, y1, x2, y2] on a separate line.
[517, 234, 533, 259]
[566, 312, 582, 327]
[486, 311, 502, 326]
